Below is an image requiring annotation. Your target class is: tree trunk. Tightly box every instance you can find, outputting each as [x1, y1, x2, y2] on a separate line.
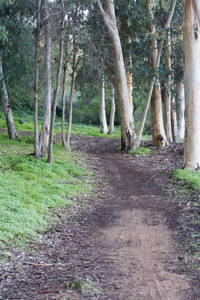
[182, 0, 200, 169]
[61, 37, 69, 148]
[171, 95, 178, 142]
[100, 75, 108, 134]
[34, 0, 41, 159]
[0, 47, 18, 140]
[151, 82, 167, 147]
[176, 81, 185, 140]
[38, 0, 51, 158]
[110, 87, 115, 133]
[66, 35, 77, 150]
[48, 0, 65, 164]
[97, 0, 136, 151]
[163, 31, 172, 143]
[136, 0, 177, 148]
[147, 1, 168, 147]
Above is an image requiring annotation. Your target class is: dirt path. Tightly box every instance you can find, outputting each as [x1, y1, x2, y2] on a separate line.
[0, 136, 196, 299]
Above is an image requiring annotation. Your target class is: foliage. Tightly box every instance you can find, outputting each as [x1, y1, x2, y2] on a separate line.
[0, 133, 91, 243]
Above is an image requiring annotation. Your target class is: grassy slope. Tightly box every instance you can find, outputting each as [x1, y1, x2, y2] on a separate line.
[0, 132, 91, 244]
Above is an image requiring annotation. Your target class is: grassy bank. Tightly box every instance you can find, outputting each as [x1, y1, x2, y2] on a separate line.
[0, 133, 91, 244]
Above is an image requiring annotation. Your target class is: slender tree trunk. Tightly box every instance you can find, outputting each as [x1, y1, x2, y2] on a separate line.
[151, 82, 167, 147]
[171, 95, 178, 142]
[97, 0, 136, 151]
[147, 1, 168, 147]
[61, 37, 69, 148]
[100, 75, 108, 134]
[110, 87, 115, 133]
[38, 0, 51, 158]
[0, 46, 18, 140]
[34, 0, 41, 159]
[176, 81, 185, 140]
[182, 0, 200, 169]
[48, 0, 65, 164]
[136, 0, 177, 147]
[66, 36, 77, 150]
[127, 69, 133, 113]
[163, 31, 173, 142]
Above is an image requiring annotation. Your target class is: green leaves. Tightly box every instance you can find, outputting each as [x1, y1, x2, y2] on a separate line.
[0, 26, 8, 43]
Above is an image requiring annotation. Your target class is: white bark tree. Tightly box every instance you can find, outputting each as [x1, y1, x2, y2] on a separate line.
[147, 1, 168, 147]
[171, 95, 178, 142]
[176, 81, 185, 140]
[97, 0, 137, 150]
[100, 75, 108, 134]
[136, 0, 177, 148]
[109, 87, 115, 133]
[48, 0, 65, 164]
[182, 0, 200, 169]
[163, 31, 173, 143]
[61, 36, 69, 148]
[38, 0, 51, 158]
[34, 0, 41, 159]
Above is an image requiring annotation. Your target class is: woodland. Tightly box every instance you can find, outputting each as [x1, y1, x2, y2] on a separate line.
[0, 0, 200, 299]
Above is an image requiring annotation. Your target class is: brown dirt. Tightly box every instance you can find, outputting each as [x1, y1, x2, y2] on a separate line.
[0, 135, 199, 299]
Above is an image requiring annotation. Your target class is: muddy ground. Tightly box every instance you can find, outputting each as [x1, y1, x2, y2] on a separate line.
[0, 135, 200, 299]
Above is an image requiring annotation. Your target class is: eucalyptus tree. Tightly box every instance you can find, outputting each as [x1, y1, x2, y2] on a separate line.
[136, 0, 177, 147]
[37, 0, 51, 158]
[99, 74, 108, 134]
[176, 82, 184, 139]
[48, 0, 65, 164]
[97, 0, 137, 151]
[182, 0, 200, 169]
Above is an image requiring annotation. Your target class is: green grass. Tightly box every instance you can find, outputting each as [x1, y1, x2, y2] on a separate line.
[0, 111, 151, 140]
[0, 133, 91, 244]
[117, 146, 151, 155]
[172, 169, 200, 190]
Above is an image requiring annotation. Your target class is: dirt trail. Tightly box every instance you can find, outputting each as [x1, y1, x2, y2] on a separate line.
[0, 136, 195, 299]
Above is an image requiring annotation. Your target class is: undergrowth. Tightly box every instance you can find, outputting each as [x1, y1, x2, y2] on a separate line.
[117, 146, 151, 155]
[0, 111, 151, 140]
[0, 133, 91, 244]
[167, 169, 200, 293]
[172, 168, 200, 190]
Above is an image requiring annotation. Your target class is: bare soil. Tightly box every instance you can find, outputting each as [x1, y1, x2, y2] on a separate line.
[0, 136, 200, 299]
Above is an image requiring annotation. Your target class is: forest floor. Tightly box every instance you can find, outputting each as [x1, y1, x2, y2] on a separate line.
[0, 135, 200, 299]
